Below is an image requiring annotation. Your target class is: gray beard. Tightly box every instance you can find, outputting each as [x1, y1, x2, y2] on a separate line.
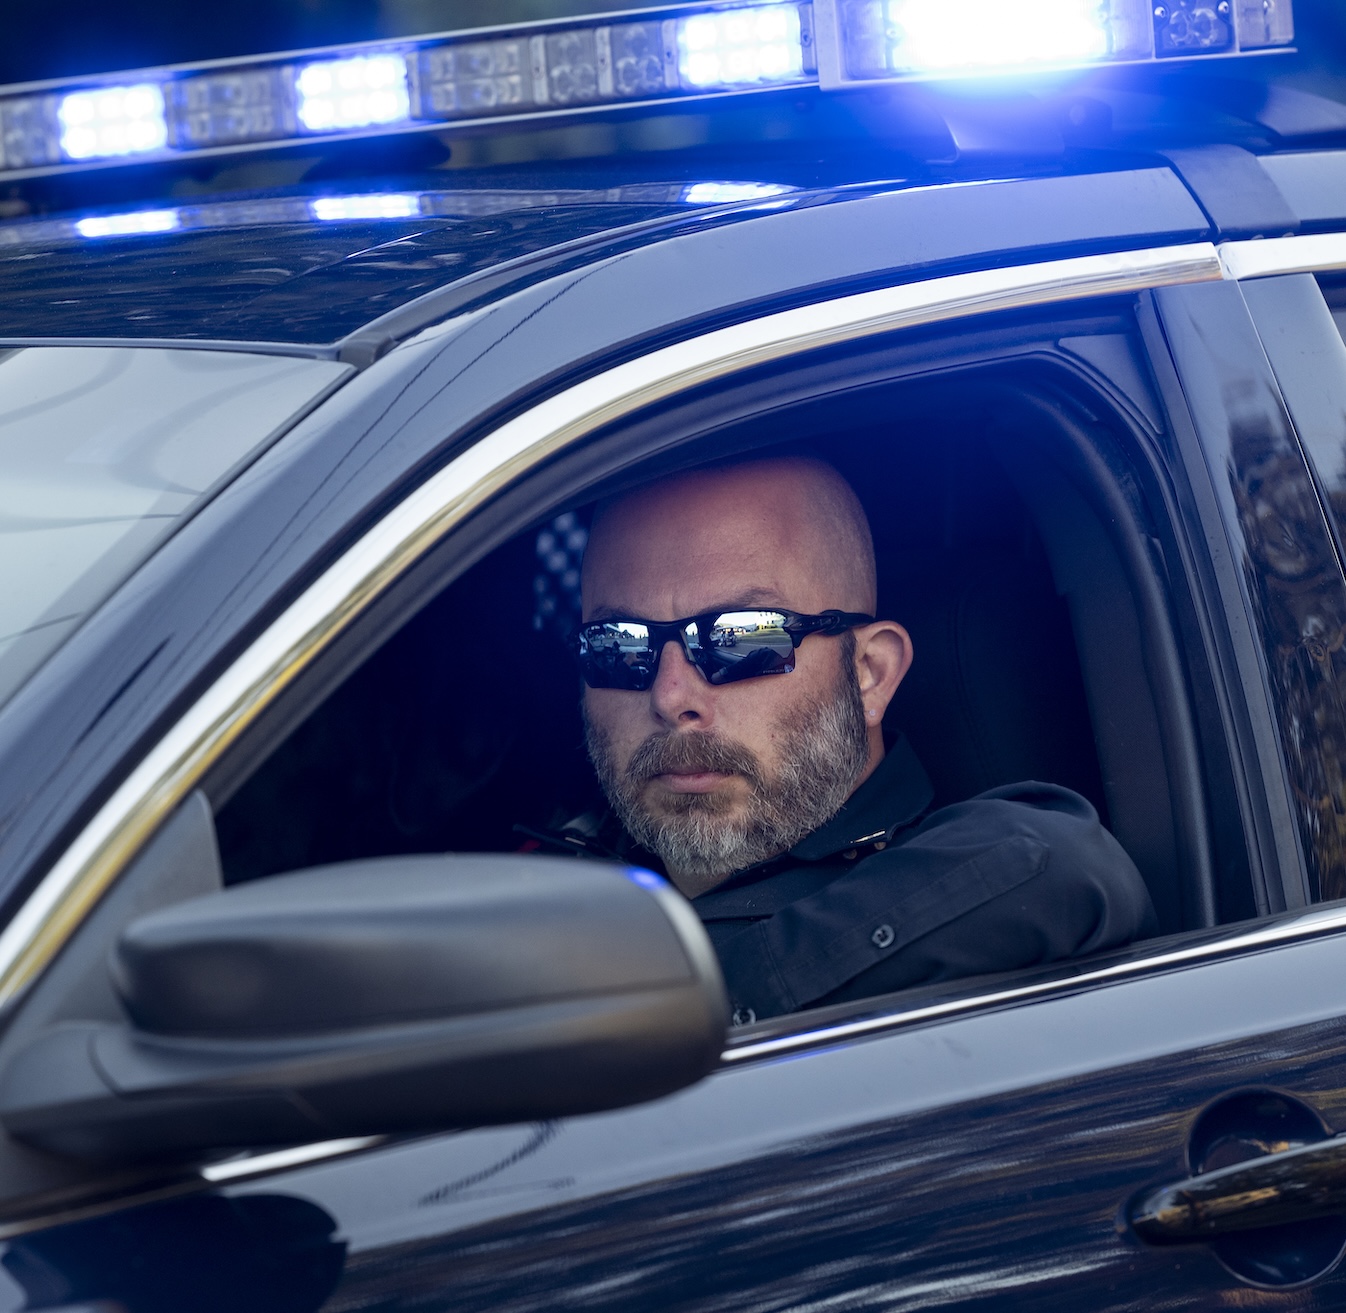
[585, 651, 870, 890]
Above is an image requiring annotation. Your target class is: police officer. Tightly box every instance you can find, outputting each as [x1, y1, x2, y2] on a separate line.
[571, 456, 1156, 1022]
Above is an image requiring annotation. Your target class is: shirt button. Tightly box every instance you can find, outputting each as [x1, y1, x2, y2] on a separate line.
[842, 849, 858, 861]
[871, 924, 895, 949]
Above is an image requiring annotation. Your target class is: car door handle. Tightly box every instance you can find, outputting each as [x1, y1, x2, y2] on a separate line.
[1130, 1135, 1346, 1242]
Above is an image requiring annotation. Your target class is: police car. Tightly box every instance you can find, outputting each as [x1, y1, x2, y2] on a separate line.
[1, 0, 1346, 1305]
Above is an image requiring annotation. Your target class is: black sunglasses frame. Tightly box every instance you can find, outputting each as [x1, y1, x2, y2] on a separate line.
[574, 608, 875, 691]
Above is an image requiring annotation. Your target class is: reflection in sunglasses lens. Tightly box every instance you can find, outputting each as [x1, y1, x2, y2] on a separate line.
[583, 621, 658, 689]
[702, 610, 794, 684]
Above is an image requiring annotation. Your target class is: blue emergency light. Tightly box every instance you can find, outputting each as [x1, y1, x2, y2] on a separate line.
[0, 0, 1295, 182]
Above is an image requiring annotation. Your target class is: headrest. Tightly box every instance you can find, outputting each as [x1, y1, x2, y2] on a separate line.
[881, 552, 1106, 818]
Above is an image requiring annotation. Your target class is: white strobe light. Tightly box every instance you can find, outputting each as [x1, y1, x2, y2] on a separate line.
[58, 84, 168, 160]
[884, 0, 1110, 73]
[676, 5, 805, 88]
[295, 54, 412, 132]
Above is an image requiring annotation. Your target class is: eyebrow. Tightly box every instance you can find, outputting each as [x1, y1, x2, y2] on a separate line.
[586, 589, 787, 623]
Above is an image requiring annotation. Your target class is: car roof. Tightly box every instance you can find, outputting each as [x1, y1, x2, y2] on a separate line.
[2, 133, 1346, 355]
[0, 183, 703, 345]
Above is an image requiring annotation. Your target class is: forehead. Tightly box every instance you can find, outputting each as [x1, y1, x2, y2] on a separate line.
[583, 466, 833, 616]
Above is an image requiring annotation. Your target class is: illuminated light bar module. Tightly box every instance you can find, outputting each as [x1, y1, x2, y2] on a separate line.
[881, 0, 1110, 72]
[829, 0, 1290, 82]
[296, 54, 412, 131]
[58, 83, 168, 160]
[0, 0, 1295, 182]
[677, 5, 806, 87]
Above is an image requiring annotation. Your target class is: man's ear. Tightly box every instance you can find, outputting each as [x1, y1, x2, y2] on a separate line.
[852, 622, 912, 724]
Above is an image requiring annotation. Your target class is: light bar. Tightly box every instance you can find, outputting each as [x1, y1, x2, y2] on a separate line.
[0, 0, 1294, 183]
[0, 4, 814, 180]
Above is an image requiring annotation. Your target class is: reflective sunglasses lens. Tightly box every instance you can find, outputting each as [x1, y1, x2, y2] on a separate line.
[578, 621, 658, 689]
[695, 610, 795, 685]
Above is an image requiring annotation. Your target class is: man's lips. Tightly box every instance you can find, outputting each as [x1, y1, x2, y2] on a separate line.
[651, 770, 735, 794]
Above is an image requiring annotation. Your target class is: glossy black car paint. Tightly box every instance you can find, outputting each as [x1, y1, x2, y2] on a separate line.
[0, 203, 692, 344]
[12, 929, 1346, 1310]
[5, 138, 1346, 1310]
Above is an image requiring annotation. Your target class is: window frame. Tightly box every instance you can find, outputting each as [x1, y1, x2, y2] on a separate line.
[1183, 235, 1346, 908]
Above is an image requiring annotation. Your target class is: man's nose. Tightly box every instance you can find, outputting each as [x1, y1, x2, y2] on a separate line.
[647, 637, 713, 726]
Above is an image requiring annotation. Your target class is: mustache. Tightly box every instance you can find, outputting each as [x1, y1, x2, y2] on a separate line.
[626, 731, 765, 788]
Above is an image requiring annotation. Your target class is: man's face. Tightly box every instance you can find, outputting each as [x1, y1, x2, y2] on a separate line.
[580, 464, 880, 897]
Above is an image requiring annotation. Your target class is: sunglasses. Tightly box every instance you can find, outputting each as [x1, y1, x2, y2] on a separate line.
[574, 608, 874, 692]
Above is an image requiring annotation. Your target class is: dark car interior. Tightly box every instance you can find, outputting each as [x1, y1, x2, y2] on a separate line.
[211, 325, 1258, 974]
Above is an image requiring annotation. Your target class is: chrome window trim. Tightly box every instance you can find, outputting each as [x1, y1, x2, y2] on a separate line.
[0, 241, 1224, 1016]
[722, 903, 1346, 1063]
[199, 1135, 386, 1183]
[1220, 233, 1346, 281]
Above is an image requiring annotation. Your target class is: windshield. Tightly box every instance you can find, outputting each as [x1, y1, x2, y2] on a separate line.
[0, 346, 350, 707]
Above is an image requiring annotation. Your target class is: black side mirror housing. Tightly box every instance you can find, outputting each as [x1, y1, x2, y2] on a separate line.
[0, 855, 728, 1161]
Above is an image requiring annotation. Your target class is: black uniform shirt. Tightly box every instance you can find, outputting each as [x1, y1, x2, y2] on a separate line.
[527, 735, 1157, 1022]
[694, 736, 1157, 1021]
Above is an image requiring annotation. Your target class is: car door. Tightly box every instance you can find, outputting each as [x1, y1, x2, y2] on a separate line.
[5, 239, 1346, 1313]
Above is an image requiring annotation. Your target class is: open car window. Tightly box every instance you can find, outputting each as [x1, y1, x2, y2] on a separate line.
[209, 310, 1247, 1025]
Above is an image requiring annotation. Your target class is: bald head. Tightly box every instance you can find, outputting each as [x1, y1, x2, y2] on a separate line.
[583, 457, 876, 620]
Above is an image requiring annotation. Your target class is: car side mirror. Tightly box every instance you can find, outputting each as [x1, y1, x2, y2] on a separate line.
[0, 854, 728, 1161]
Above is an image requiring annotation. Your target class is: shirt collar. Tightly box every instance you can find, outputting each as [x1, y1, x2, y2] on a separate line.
[785, 732, 934, 862]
